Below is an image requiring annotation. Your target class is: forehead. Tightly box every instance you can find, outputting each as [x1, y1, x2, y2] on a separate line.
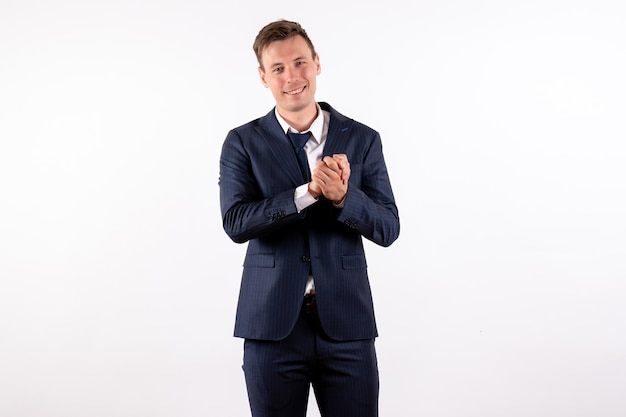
[261, 35, 313, 66]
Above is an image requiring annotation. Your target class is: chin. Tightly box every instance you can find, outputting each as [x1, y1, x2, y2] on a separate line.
[285, 97, 313, 112]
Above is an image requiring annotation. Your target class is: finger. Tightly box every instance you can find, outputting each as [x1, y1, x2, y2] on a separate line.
[322, 156, 340, 172]
[315, 167, 344, 190]
[332, 154, 349, 168]
[332, 154, 350, 184]
[315, 164, 338, 182]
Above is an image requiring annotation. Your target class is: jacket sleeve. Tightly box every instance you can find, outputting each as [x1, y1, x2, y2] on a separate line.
[219, 129, 303, 243]
[336, 131, 400, 247]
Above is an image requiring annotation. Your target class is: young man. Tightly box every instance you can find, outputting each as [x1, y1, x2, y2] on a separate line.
[219, 19, 400, 417]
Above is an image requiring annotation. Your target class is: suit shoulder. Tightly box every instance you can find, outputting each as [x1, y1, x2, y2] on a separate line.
[320, 102, 380, 138]
[223, 116, 268, 148]
[226, 108, 277, 141]
[229, 117, 262, 135]
[350, 119, 379, 137]
[342, 117, 382, 147]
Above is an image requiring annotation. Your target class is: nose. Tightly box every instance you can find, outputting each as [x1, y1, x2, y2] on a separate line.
[284, 65, 298, 81]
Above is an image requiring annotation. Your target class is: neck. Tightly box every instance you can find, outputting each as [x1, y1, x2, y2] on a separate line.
[277, 102, 318, 132]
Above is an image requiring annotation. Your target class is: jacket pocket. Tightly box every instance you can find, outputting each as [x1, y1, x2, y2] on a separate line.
[342, 254, 367, 270]
[243, 253, 275, 268]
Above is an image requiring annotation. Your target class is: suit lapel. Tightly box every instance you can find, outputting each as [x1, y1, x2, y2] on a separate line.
[252, 104, 354, 186]
[255, 109, 304, 186]
[320, 103, 352, 158]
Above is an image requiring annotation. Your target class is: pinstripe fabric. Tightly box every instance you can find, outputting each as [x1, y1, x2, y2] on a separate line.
[243, 308, 379, 417]
[219, 102, 400, 341]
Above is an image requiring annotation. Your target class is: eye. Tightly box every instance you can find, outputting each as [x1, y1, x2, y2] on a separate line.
[273, 66, 284, 73]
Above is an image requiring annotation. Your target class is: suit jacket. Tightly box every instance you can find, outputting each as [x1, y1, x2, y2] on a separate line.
[219, 102, 400, 341]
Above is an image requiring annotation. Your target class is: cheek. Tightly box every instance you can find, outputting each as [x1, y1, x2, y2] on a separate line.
[269, 82, 284, 97]
[305, 69, 318, 82]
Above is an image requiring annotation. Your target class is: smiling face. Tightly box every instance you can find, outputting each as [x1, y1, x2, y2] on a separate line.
[258, 35, 321, 120]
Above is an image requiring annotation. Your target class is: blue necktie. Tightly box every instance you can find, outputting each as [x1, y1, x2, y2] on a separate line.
[287, 131, 312, 181]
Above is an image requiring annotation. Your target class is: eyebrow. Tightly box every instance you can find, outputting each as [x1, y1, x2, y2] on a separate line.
[269, 56, 308, 69]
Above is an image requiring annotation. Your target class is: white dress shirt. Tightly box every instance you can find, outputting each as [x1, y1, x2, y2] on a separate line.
[275, 104, 330, 295]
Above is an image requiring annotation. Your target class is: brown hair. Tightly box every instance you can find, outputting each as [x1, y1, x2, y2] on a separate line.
[253, 20, 317, 71]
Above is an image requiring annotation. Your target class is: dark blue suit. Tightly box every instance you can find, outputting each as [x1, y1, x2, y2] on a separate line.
[219, 102, 399, 416]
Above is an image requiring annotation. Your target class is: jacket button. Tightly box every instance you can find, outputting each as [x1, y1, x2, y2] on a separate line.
[302, 256, 311, 262]
[344, 218, 356, 228]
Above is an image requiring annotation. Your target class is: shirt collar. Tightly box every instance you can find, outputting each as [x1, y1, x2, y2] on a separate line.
[275, 103, 325, 144]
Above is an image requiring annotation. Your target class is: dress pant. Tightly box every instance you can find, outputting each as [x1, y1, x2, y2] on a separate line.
[242, 296, 379, 417]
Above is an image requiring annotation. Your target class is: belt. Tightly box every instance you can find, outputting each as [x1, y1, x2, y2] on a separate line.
[303, 293, 317, 315]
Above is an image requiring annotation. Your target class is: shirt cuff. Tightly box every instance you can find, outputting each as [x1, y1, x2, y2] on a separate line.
[295, 184, 318, 212]
[332, 195, 346, 209]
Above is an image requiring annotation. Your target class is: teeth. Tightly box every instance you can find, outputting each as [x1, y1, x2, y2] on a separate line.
[286, 86, 305, 95]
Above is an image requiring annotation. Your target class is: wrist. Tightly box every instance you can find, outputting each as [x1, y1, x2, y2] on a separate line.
[308, 182, 322, 199]
[333, 194, 347, 207]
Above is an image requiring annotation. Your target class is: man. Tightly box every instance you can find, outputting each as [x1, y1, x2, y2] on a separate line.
[219, 19, 400, 417]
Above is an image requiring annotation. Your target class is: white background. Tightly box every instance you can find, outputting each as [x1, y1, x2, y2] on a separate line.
[1, 1, 625, 416]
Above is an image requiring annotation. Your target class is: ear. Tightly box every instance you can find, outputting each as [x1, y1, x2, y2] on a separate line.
[314, 54, 321, 75]
[258, 67, 269, 88]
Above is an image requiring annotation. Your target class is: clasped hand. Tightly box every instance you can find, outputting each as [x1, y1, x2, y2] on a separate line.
[308, 154, 350, 204]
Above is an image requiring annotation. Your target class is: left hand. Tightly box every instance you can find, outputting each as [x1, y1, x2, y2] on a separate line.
[312, 154, 350, 204]
[331, 154, 350, 185]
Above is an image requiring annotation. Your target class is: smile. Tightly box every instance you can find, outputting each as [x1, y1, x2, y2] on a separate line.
[285, 86, 306, 95]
